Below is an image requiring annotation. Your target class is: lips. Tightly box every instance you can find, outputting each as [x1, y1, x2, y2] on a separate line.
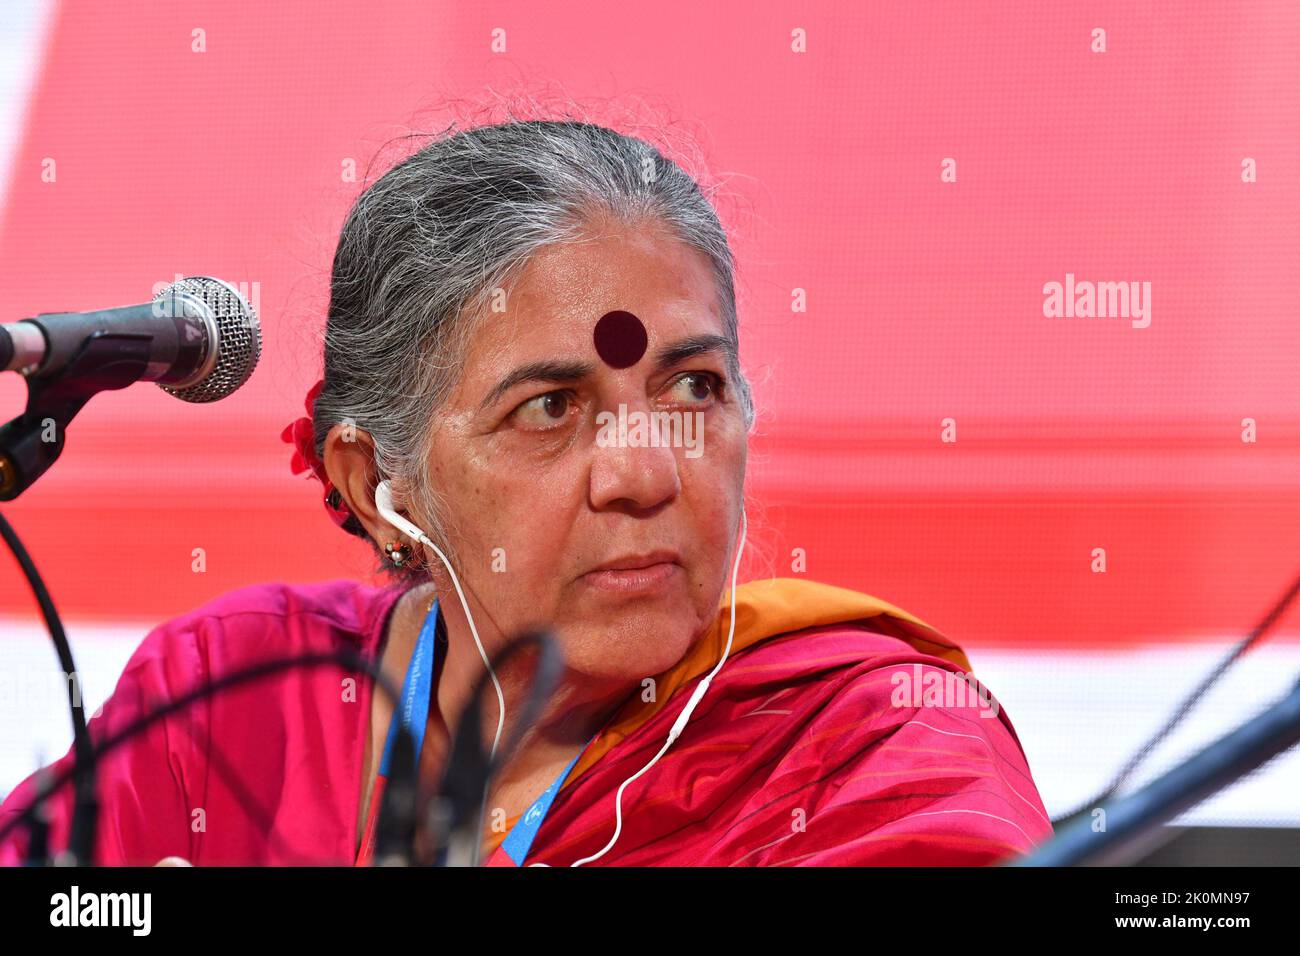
[587, 550, 682, 573]
[581, 550, 683, 594]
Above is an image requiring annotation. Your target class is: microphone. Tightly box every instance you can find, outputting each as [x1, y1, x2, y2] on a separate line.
[0, 276, 262, 499]
[1, 276, 261, 403]
[418, 628, 565, 867]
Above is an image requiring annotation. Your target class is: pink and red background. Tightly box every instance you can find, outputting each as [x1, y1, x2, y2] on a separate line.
[1, 1, 1297, 823]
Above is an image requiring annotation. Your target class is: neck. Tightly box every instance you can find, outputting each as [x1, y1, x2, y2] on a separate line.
[429, 593, 632, 787]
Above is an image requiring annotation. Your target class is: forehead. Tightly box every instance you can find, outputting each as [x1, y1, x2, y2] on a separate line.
[462, 222, 724, 376]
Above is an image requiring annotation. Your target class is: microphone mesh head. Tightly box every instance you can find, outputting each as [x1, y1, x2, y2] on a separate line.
[156, 276, 262, 403]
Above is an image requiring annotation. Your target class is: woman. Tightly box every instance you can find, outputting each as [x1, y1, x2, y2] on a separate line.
[0, 118, 1052, 866]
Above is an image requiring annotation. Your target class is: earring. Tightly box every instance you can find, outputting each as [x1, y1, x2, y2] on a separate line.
[383, 538, 420, 569]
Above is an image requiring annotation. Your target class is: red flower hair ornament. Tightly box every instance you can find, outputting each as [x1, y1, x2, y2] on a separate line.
[280, 378, 354, 528]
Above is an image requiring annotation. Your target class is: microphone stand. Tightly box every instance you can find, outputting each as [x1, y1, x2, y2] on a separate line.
[1, 331, 165, 864]
[0, 510, 98, 865]
[1013, 676, 1300, 866]
[416, 629, 565, 867]
[0, 331, 152, 500]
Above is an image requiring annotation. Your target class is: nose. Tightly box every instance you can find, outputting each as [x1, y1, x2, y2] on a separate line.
[588, 409, 682, 513]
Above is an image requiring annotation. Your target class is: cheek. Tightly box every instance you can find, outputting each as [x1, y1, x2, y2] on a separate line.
[430, 457, 500, 557]
[442, 455, 580, 583]
[687, 420, 748, 514]
[681, 440, 747, 587]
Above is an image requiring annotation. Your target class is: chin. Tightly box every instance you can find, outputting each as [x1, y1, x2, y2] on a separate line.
[560, 618, 700, 685]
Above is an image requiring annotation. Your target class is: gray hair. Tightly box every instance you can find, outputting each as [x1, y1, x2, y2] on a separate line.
[312, 118, 755, 584]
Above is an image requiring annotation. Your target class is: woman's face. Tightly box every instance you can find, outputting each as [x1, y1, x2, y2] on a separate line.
[422, 218, 748, 683]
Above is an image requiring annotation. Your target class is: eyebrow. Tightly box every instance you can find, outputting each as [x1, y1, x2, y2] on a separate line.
[656, 332, 734, 370]
[479, 332, 736, 412]
[478, 358, 595, 412]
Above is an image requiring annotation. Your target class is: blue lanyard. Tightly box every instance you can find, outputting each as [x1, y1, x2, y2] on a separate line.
[498, 734, 594, 866]
[379, 597, 439, 776]
[382, 595, 593, 865]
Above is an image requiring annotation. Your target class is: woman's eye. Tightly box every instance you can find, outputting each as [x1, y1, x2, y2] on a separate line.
[666, 372, 722, 405]
[513, 391, 573, 430]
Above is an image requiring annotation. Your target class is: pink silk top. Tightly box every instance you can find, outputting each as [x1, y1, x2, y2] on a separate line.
[0, 577, 1054, 866]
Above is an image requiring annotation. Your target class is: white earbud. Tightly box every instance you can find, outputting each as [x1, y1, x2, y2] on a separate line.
[374, 479, 505, 758]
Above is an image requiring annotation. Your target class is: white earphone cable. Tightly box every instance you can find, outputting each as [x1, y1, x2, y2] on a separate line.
[374, 480, 505, 759]
[561, 504, 748, 867]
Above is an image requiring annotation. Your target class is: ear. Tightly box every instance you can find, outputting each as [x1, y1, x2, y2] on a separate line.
[322, 423, 393, 545]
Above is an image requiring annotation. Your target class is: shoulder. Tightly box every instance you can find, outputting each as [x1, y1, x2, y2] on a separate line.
[728, 619, 1029, 756]
[165, 577, 407, 640]
[126, 578, 412, 685]
[717, 623, 1055, 863]
[720, 620, 1047, 823]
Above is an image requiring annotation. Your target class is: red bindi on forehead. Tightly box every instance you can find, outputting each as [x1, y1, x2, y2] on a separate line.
[592, 310, 648, 369]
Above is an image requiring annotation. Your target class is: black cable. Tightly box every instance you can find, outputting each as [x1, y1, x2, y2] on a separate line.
[1017, 675, 1300, 866]
[0, 647, 404, 861]
[0, 508, 96, 865]
[414, 628, 565, 867]
[1053, 567, 1300, 826]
